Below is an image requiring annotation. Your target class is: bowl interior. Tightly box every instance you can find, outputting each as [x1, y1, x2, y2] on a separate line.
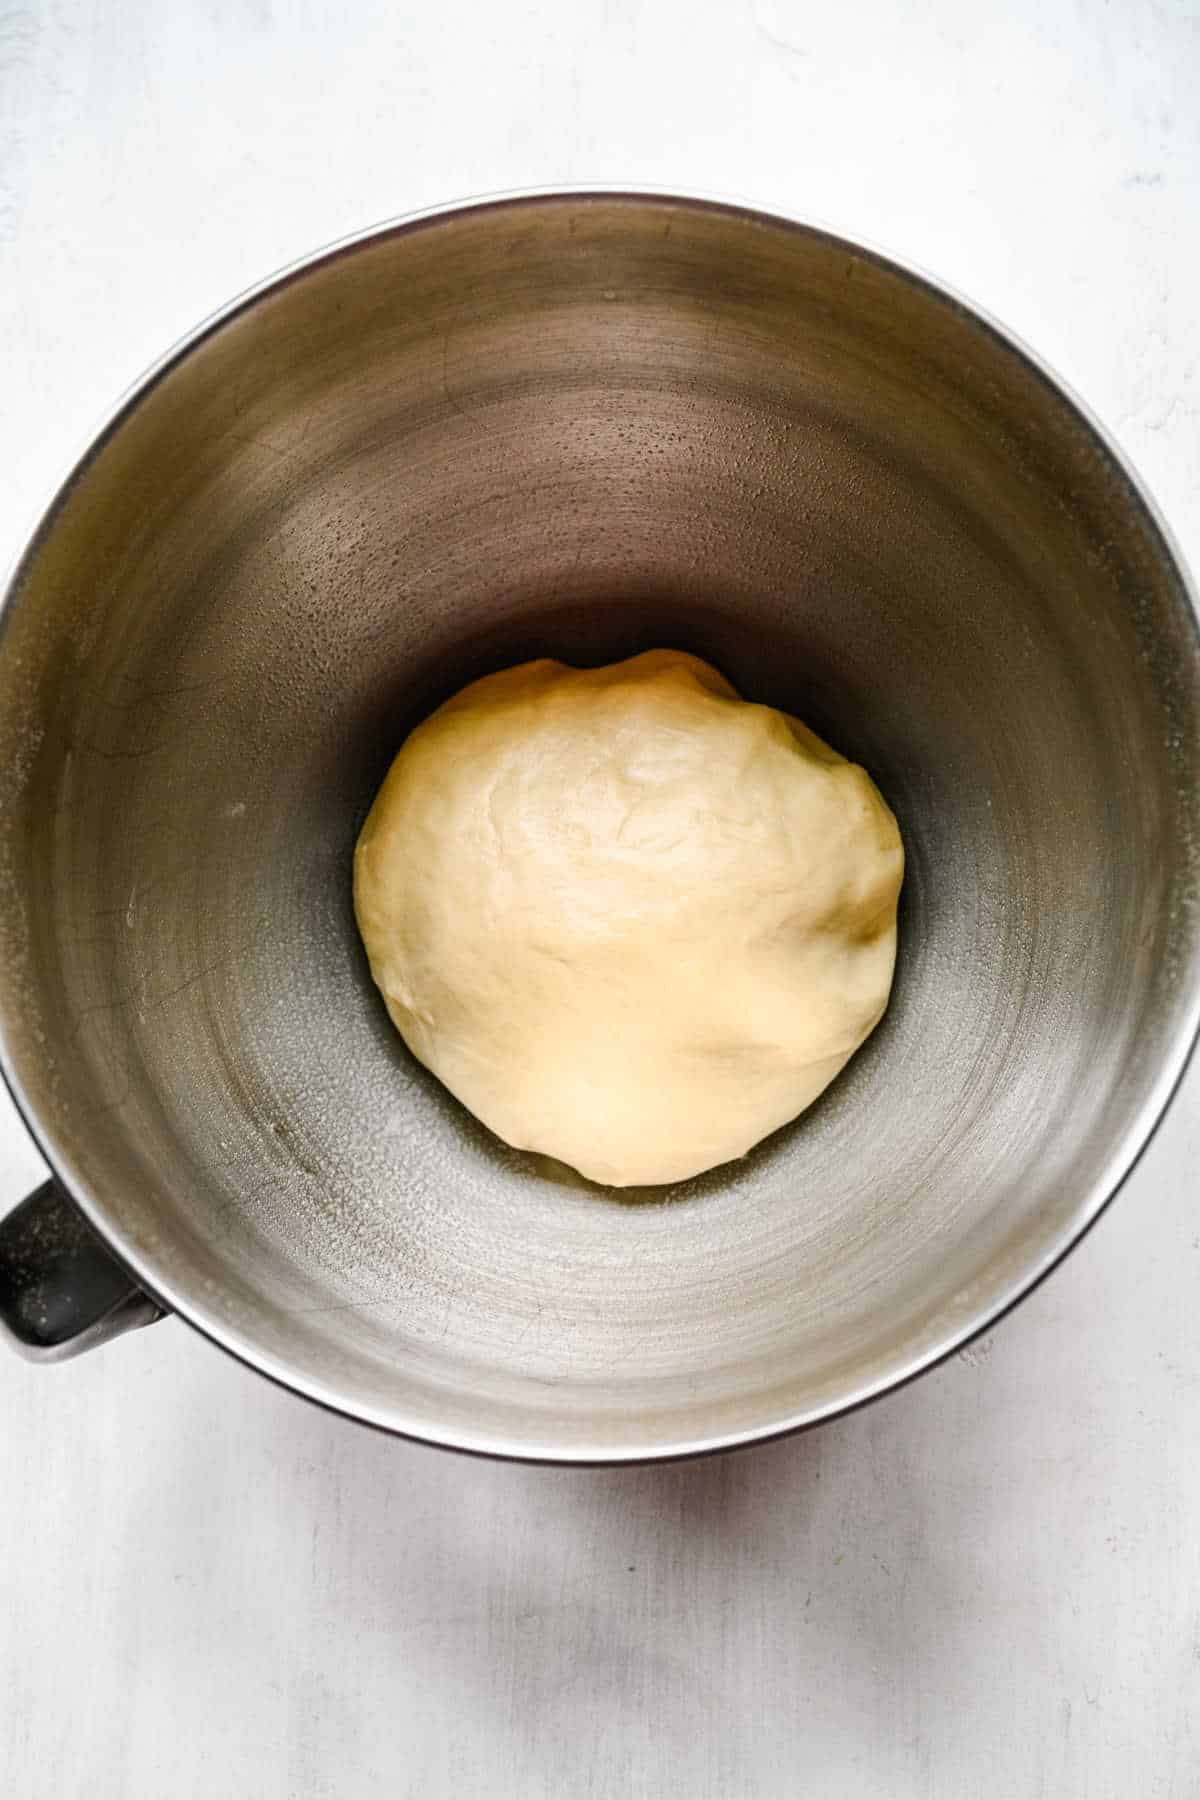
[2, 195, 1198, 1458]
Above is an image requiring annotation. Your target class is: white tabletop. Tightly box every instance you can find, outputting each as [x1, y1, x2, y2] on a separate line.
[3, 4, 1199, 1795]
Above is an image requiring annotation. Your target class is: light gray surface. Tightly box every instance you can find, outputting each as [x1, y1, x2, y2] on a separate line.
[2, 1, 1199, 1793]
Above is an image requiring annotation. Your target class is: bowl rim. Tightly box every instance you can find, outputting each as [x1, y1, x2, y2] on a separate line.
[3, 184, 1199, 1464]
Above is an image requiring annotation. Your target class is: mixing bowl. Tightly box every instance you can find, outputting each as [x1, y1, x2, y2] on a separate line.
[1, 191, 1198, 1460]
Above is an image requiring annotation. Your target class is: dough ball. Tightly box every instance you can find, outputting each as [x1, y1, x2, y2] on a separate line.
[354, 650, 903, 1187]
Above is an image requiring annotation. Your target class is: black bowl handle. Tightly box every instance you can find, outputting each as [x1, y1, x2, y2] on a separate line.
[0, 1177, 164, 1360]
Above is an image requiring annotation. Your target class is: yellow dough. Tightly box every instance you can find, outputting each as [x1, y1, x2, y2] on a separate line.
[354, 650, 904, 1187]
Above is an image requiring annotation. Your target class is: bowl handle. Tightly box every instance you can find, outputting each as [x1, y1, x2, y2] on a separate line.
[0, 1179, 164, 1361]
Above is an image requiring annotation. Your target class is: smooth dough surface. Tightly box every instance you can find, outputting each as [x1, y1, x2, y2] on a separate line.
[354, 650, 904, 1187]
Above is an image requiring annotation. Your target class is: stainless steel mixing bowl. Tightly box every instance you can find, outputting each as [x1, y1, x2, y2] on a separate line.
[2, 192, 1199, 1460]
